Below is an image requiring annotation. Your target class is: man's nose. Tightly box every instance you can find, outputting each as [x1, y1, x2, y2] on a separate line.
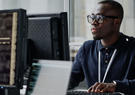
[91, 19, 98, 25]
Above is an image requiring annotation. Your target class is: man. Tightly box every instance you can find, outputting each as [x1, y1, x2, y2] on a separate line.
[68, 0, 135, 95]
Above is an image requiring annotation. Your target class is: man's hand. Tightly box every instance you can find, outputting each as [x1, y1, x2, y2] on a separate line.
[87, 82, 116, 93]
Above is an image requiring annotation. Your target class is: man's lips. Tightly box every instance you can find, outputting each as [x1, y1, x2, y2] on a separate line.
[91, 28, 98, 33]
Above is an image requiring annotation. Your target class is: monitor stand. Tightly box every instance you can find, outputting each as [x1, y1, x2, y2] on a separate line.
[0, 88, 20, 95]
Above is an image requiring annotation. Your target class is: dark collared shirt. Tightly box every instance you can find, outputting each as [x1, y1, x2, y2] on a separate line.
[69, 33, 135, 95]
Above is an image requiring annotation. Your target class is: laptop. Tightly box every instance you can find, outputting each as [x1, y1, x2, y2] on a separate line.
[26, 60, 125, 95]
[30, 60, 72, 95]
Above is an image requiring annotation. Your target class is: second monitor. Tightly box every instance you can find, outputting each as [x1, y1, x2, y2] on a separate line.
[27, 12, 70, 62]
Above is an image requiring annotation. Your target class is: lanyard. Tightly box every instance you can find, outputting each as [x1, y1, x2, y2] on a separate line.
[98, 49, 117, 83]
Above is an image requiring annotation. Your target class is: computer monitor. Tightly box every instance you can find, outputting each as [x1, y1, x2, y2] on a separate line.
[27, 12, 70, 64]
[0, 9, 27, 89]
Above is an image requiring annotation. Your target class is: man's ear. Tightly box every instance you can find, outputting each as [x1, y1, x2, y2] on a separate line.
[114, 18, 121, 25]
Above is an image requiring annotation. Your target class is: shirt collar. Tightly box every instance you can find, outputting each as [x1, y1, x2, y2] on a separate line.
[97, 40, 104, 51]
[97, 33, 127, 51]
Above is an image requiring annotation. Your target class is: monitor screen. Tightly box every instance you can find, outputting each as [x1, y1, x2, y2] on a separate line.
[27, 12, 70, 62]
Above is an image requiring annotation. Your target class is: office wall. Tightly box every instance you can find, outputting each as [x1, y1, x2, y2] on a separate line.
[117, 0, 135, 37]
[0, 0, 69, 14]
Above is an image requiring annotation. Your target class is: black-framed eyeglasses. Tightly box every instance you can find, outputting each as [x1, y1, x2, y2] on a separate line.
[87, 14, 118, 24]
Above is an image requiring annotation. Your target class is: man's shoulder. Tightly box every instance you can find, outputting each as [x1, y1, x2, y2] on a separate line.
[76, 40, 96, 58]
[120, 33, 135, 50]
[82, 40, 97, 50]
[83, 40, 96, 46]
[121, 33, 135, 44]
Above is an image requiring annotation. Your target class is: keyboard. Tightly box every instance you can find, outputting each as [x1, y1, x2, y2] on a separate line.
[25, 63, 41, 95]
[66, 89, 125, 95]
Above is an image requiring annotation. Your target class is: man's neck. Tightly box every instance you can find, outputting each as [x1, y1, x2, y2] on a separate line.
[101, 32, 120, 47]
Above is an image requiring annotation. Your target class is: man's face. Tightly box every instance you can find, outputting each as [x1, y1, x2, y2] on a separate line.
[90, 4, 118, 40]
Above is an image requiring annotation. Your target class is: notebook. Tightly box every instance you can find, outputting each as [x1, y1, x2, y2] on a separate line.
[31, 60, 72, 95]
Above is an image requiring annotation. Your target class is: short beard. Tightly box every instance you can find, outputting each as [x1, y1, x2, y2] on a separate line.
[93, 36, 102, 40]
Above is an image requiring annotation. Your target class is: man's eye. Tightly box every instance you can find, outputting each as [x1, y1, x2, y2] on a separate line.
[96, 16, 100, 20]
[98, 16, 103, 20]
[91, 15, 95, 18]
[92, 18, 95, 20]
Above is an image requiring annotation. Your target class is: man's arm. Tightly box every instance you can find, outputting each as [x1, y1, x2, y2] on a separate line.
[114, 79, 135, 94]
[68, 45, 85, 89]
[87, 79, 135, 95]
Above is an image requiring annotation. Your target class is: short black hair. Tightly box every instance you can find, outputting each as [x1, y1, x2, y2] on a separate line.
[98, 0, 124, 20]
